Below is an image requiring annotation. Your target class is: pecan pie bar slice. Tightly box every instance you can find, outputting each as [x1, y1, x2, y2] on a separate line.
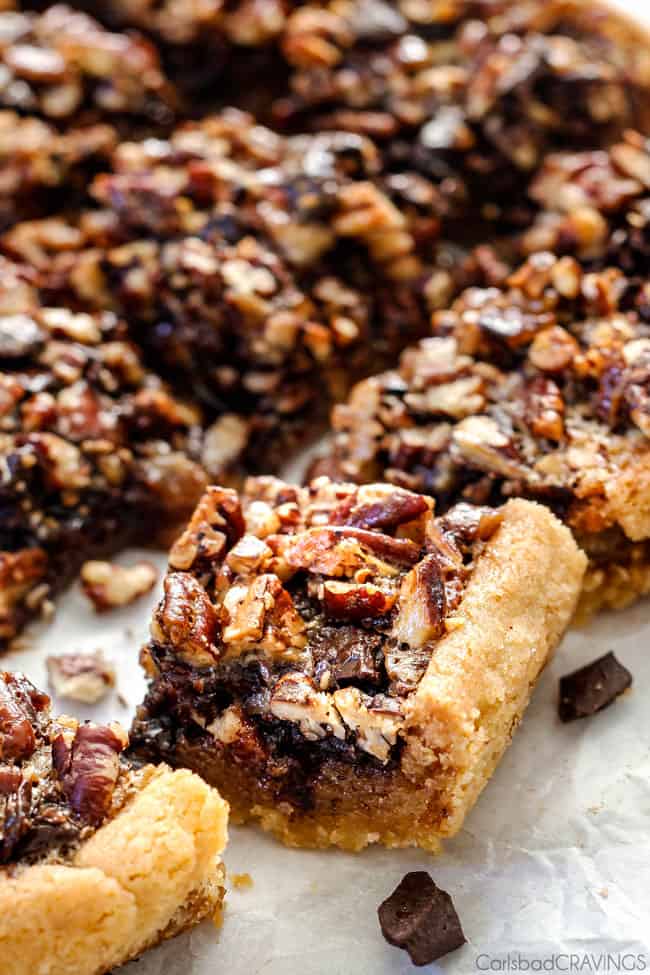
[522, 129, 650, 270]
[71, 0, 289, 50]
[0, 112, 116, 232]
[275, 0, 650, 225]
[0, 3, 176, 128]
[0, 670, 229, 975]
[314, 252, 650, 616]
[130, 476, 585, 851]
[3, 114, 449, 476]
[0, 257, 209, 647]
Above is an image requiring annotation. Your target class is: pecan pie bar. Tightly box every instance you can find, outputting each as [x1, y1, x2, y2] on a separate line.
[130, 476, 585, 851]
[0, 3, 176, 127]
[522, 129, 650, 270]
[275, 0, 650, 224]
[3, 113, 449, 474]
[0, 257, 209, 647]
[0, 670, 228, 975]
[0, 112, 116, 232]
[314, 252, 650, 616]
[77, 0, 289, 48]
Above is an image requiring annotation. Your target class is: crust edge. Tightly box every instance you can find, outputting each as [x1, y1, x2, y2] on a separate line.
[0, 766, 228, 975]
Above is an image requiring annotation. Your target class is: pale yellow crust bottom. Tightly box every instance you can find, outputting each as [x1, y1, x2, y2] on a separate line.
[0, 766, 229, 975]
[169, 500, 586, 852]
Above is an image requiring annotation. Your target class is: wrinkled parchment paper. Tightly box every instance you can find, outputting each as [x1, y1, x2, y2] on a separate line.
[5, 3, 650, 969]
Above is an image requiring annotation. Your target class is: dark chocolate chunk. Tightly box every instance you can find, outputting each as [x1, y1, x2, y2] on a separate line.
[378, 871, 466, 966]
[310, 626, 382, 688]
[558, 651, 632, 723]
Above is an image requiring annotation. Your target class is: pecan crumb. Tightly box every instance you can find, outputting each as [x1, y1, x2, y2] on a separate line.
[80, 560, 158, 613]
[46, 651, 116, 704]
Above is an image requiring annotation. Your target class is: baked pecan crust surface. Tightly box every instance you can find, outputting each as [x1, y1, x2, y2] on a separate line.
[315, 251, 650, 599]
[131, 476, 500, 792]
[0, 256, 207, 645]
[1, 0, 650, 642]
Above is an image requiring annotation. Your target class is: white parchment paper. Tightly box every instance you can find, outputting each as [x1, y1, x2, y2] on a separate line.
[5, 2, 650, 970]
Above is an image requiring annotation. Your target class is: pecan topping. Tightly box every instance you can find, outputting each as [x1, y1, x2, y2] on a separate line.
[52, 722, 125, 825]
[269, 673, 344, 741]
[136, 476, 499, 768]
[391, 554, 446, 651]
[151, 573, 220, 667]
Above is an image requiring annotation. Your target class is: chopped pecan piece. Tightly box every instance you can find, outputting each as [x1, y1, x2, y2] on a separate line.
[52, 722, 126, 825]
[0, 673, 42, 761]
[269, 673, 344, 741]
[524, 376, 564, 441]
[169, 486, 245, 571]
[330, 485, 429, 531]
[321, 580, 397, 621]
[205, 705, 245, 745]
[451, 416, 530, 480]
[285, 526, 419, 577]
[438, 503, 503, 549]
[529, 326, 580, 373]
[225, 535, 273, 576]
[391, 554, 446, 651]
[0, 314, 45, 359]
[332, 687, 402, 763]
[0, 549, 49, 643]
[221, 573, 306, 660]
[383, 643, 432, 695]
[80, 560, 157, 613]
[151, 573, 220, 667]
[46, 651, 116, 704]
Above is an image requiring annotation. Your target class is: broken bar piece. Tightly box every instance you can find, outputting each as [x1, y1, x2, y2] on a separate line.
[0, 670, 229, 975]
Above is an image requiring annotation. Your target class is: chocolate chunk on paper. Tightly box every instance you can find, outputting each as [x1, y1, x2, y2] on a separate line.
[559, 651, 632, 723]
[378, 871, 465, 966]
